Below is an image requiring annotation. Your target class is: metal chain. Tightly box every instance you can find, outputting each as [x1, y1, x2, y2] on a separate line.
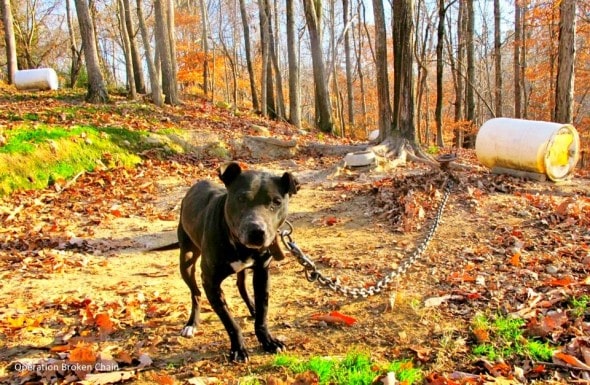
[279, 174, 455, 298]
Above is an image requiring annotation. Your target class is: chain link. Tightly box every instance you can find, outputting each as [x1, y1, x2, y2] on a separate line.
[279, 174, 455, 298]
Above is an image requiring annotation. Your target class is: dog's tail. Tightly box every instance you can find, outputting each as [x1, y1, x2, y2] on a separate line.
[149, 242, 180, 251]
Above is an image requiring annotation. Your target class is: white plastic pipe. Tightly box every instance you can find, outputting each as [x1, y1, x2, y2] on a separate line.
[14, 68, 59, 91]
[475, 118, 580, 181]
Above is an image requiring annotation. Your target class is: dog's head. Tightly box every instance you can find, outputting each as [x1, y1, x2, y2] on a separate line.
[219, 162, 298, 250]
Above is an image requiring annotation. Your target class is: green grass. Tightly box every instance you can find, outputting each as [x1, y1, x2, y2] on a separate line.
[471, 313, 555, 362]
[570, 295, 590, 317]
[273, 351, 422, 385]
[0, 123, 178, 195]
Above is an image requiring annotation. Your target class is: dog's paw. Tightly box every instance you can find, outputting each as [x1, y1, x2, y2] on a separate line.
[229, 347, 249, 363]
[180, 325, 197, 337]
[260, 337, 286, 353]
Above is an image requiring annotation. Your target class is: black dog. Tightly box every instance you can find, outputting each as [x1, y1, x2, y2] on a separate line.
[157, 162, 298, 362]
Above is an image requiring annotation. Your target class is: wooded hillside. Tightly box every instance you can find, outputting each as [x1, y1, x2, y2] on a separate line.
[0, 0, 588, 146]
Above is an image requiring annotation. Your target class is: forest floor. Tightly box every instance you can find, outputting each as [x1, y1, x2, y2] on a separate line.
[0, 92, 589, 385]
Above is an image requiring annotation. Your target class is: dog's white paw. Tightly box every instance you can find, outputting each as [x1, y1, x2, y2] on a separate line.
[181, 326, 196, 337]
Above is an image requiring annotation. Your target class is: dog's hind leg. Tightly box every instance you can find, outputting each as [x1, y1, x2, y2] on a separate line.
[236, 270, 255, 317]
[178, 225, 202, 337]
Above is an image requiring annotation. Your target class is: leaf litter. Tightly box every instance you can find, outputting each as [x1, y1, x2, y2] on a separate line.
[1, 93, 590, 384]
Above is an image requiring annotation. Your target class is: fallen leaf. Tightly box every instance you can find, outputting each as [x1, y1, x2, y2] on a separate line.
[553, 352, 590, 370]
[509, 251, 521, 267]
[545, 276, 575, 287]
[78, 370, 135, 385]
[69, 344, 97, 365]
[135, 353, 153, 370]
[94, 313, 115, 335]
[310, 311, 356, 326]
[187, 377, 219, 385]
[151, 372, 176, 385]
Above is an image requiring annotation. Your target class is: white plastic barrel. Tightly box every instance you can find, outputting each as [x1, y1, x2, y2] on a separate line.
[475, 118, 580, 181]
[14, 68, 59, 91]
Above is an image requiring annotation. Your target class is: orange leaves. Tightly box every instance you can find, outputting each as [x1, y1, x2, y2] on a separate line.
[553, 352, 590, 370]
[310, 311, 357, 326]
[151, 372, 176, 385]
[526, 311, 568, 338]
[94, 312, 115, 335]
[69, 343, 97, 365]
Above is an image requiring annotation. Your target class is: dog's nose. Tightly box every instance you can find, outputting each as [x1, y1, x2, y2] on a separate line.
[247, 226, 266, 246]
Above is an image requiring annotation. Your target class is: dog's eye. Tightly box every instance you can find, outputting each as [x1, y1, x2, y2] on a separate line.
[272, 197, 282, 206]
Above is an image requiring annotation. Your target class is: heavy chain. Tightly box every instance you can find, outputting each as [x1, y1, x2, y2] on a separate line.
[279, 174, 455, 298]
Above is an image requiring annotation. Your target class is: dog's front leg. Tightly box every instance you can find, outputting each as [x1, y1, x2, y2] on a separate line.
[253, 266, 286, 353]
[202, 276, 249, 362]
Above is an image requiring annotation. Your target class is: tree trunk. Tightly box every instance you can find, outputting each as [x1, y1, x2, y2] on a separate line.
[302, 0, 333, 133]
[465, 0, 475, 126]
[118, 0, 137, 99]
[199, 0, 209, 97]
[166, 0, 179, 100]
[514, 0, 522, 118]
[154, 0, 178, 105]
[266, 0, 285, 119]
[553, 0, 576, 124]
[1, 0, 18, 84]
[258, 0, 269, 116]
[286, 0, 300, 127]
[239, 0, 259, 111]
[435, 0, 447, 147]
[136, 0, 162, 106]
[355, 2, 368, 133]
[392, 0, 417, 143]
[493, 0, 502, 117]
[122, 0, 146, 93]
[372, 0, 392, 141]
[74, 0, 109, 103]
[66, 0, 83, 87]
[343, 0, 354, 128]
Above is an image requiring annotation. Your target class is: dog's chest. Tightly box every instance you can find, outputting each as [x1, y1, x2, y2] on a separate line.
[230, 258, 255, 272]
[229, 250, 272, 273]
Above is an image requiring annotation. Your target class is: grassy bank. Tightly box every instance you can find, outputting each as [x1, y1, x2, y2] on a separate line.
[0, 123, 174, 195]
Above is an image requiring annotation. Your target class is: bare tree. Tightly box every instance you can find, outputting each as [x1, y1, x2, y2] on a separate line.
[1, 0, 18, 84]
[465, 0, 475, 127]
[74, 0, 109, 103]
[514, 0, 522, 118]
[266, 0, 285, 119]
[435, 0, 457, 147]
[392, 0, 417, 143]
[554, 0, 576, 123]
[65, 0, 83, 87]
[166, 0, 179, 99]
[199, 0, 209, 97]
[122, 0, 146, 93]
[238, 0, 259, 111]
[258, 0, 270, 116]
[118, 0, 136, 99]
[493, 0, 502, 117]
[302, 0, 333, 133]
[136, 0, 162, 106]
[154, 0, 178, 104]
[286, 0, 300, 127]
[343, 0, 354, 128]
[372, 0, 392, 141]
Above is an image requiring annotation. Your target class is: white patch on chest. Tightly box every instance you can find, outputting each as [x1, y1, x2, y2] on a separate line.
[230, 258, 255, 273]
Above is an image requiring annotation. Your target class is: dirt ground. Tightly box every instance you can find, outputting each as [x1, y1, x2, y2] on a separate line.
[1, 138, 590, 384]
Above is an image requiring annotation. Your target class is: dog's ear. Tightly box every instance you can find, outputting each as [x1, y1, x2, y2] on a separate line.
[218, 162, 242, 186]
[280, 172, 299, 196]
